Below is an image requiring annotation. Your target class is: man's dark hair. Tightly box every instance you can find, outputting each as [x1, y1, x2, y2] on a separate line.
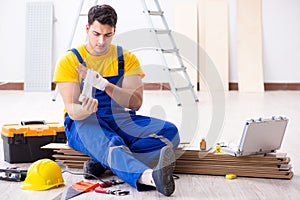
[88, 4, 118, 27]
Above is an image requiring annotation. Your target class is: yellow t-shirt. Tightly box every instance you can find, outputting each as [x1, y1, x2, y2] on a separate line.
[53, 44, 144, 83]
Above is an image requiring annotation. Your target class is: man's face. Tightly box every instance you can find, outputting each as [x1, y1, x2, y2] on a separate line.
[86, 21, 115, 56]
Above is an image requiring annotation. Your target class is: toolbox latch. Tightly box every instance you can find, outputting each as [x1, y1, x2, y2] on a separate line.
[13, 134, 26, 145]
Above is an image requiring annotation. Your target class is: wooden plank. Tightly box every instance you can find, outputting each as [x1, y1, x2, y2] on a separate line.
[236, 0, 264, 92]
[53, 154, 90, 161]
[56, 159, 85, 164]
[174, 168, 294, 180]
[176, 151, 289, 162]
[198, 0, 229, 91]
[175, 160, 291, 168]
[65, 164, 84, 168]
[175, 162, 291, 172]
[174, 0, 198, 90]
[41, 143, 71, 150]
[54, 149, 86, 156]
[175, 164, 292, 174]
[175, 167, 293, 177]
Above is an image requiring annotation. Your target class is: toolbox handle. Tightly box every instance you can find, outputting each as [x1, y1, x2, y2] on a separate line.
[21, 120, 46, 126]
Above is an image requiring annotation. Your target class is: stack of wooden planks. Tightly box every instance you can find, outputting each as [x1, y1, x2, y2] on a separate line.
[52, 148, 90, 168]
[174, 150, 293, 179]
[42, 143, 89, 168]
[42, 144, 293, 179]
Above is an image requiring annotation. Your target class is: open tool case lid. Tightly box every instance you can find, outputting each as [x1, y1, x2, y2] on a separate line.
[237, 116, 289, 156]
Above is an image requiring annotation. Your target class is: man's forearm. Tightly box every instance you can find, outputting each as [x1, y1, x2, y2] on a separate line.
[58, 82, 97, 120]
[66, 103, 94, 120]
[105, 82, 143, 111]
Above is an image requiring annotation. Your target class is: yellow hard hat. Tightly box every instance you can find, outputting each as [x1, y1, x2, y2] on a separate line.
[21, 159, 64, 190]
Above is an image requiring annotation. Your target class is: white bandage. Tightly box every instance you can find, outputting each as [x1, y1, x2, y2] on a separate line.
[78, 69, 108, 102]
[79, 82, 92, 102]
[85, 69, 108, 90]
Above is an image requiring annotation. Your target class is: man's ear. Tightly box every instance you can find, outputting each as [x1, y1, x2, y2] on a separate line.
[86, 24, 90, 33]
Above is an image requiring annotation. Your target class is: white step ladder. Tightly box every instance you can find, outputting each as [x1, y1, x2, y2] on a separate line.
[140, 0, 199, 106]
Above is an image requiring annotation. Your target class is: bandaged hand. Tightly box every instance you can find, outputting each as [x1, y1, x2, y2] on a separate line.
[81, 96, 98, 114]
[85, 69, 108, 91]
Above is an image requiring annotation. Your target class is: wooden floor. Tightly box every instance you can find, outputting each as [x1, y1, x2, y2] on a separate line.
[0, 90, 299, 200]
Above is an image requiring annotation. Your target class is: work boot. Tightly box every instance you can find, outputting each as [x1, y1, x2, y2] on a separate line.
[152, 146, 176, 196]
[83, 159, 105, 179]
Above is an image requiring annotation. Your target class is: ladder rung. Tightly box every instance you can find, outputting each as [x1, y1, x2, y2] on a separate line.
[154, 29, 171, 34]
[141, 0, 199, 106]
[161, 49, 179, 53]
[148, 10, 164, 16]
[79, 14, 88, 16]
[175, 85, 194, 92]
[168, 67, 186, 72]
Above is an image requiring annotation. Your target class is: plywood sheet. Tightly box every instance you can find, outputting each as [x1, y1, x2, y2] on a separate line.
[174, 0, 198, 90]
[236, 0, 264, 92]
[198, 0, 229, 91]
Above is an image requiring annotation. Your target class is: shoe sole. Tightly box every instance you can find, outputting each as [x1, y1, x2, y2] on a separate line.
[83, 161, 94, 179]
[153, 146, 176, 196]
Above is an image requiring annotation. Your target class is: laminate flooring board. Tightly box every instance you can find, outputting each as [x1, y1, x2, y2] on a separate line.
[174, 0, 198, 89]
[236, 0, 265, 92]
[198, 0, 229, 91]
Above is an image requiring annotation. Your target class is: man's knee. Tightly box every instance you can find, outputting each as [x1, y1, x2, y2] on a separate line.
[164, 122, 180, 147]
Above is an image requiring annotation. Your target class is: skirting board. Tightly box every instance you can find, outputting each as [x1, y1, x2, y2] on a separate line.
[1, 82, 300, 91]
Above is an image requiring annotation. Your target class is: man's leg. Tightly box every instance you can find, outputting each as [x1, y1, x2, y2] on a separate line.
[111, 114, 180, 196]
[65, 113, 180, 196]
[111, 114, 180, 166]
[65, 114, 150, 189]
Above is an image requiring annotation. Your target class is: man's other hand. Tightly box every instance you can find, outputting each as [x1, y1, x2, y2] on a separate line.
[81, 96, 98, 114]
[76, 64, 88, 79]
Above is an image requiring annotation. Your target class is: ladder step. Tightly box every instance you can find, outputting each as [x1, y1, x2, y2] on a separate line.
[154, 29, 171, 34]
[148, 10, 164, 16]
[175, 85, 194, 92]
[168, 67, 186, 72]
[161, 48, 179, 53]
[141, 0, 199, 106]
[79, 14, 88, 16]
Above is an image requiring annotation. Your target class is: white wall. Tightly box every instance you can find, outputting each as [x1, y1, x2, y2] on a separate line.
[228, 0, 300, 83]
[0, 0, 299, 83]
[262, 0, 300, 83]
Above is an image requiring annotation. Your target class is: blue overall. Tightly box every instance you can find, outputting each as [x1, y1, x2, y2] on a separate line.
[64, 46, 180, 190]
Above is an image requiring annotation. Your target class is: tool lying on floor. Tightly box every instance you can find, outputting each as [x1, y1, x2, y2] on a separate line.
[0, 167, 27, 182]
[65, 180, 129, 199]
[99, 179, 125, 188]
[95, 187, 130, 196]
[66, 181, 100, 200]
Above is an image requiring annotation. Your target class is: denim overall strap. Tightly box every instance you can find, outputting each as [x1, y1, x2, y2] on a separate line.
[117, 45, 124, 69]
[69, 48, 84, 64]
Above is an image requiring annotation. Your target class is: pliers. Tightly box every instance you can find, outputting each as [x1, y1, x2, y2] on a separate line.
[99, 179, 125, 188]
[95, 187, 130, 196]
